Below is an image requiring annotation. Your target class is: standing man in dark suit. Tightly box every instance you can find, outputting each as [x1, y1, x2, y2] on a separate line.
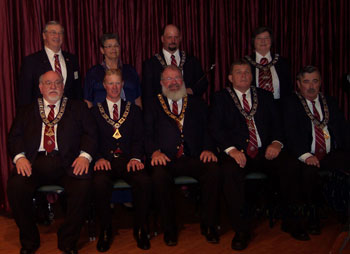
[18, 20, 81, 106]
[142, 24, 208, 108]
[209, 59, 302, 251]
[283, 65, 350, 236]
[7, 70, 97, 254]
[144, 65, 220, 246]
[245, 26, 293, 101]
[91, 69, 152, 251]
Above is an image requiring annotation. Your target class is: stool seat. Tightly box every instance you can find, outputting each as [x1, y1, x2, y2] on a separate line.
[245, 172, 268, 180]
[37, 185, 64, 194]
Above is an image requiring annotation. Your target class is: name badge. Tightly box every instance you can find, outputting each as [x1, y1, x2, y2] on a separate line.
[74, 71, 79, 80]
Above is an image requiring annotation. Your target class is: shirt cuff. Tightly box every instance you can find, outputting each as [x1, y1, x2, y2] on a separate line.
[79, 151, 92, 163]
[13, 153, 26, 164]
[272, 140, 284, 149]
[298, 153, 313, 163]
[224, 146, 236, 154]
[130, 158, 141, 162]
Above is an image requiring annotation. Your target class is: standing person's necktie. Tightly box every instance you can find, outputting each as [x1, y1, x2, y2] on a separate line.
[171, 55, 177, 66]
[44, 105, 56, 153]
[54, 54, 62, 75]
[258, 57, 273, 92]
[311, 101, 326, 160]
[242, 94, 258, 158]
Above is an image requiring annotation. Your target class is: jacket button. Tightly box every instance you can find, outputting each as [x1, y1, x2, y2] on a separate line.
[176, 146, 179, 149]
[246, 139, 249, 142]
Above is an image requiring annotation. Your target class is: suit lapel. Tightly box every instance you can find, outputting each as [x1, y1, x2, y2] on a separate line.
[39, 50, 53, 72]
[62, 51, 72, 92]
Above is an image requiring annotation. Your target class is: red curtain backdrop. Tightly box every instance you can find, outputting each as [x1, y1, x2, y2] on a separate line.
[1, 0, 349, 211]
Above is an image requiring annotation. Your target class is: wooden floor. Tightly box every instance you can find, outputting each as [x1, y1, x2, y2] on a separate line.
[1, 194, 349, 254]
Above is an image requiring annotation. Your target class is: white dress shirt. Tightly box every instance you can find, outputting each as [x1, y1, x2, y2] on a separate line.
[163, 48, 181, 66]
[45, 46, 67, 85]
[298, 95, 331, 162]
[167, 98, 184, 126]
[255, 51, 280, 99]
[106, 98, 121, 120]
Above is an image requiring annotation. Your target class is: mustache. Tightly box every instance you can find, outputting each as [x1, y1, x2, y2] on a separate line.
[307, 88, 317, 93]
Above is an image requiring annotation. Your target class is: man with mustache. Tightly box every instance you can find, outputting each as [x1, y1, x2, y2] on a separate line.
[144, 65, 220, 246]
[18, 20, 82, 107]
[209, 59, 301, 250]
[142, 24, 208, 109]
[245, 26, 293, 101]
[282, 65, 350, 237]
[7, 70, 97, 254]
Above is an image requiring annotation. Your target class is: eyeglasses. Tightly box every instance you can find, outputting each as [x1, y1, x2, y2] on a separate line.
[161, 77, 183, 82]
[46, 30, 64, 36]
[42, 80, 64, 86]
[104, 45, 120, 49]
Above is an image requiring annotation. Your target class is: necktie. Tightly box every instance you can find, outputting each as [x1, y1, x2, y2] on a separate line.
[44, 105, 56, 153]
[311, 101, 326, 160]
[258, 57, 273, 93]
[172, 101, 184, 157]
[242, 94, 258, 158]
[113, 104, 119, 120]
[54, 54, 62, 75]
[172, 101, 178, 115]
[171, 55, 177, 66]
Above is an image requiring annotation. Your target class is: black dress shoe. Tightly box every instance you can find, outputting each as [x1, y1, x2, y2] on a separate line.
[164, 230, 178, 246]
[231, 231, 251, 251]
[20, 248, 37, 254]
[281, 220, 310, 241]
[97, 226, 113, 252]
[200, 224, 219, 244]
[133, 226, 150, 250]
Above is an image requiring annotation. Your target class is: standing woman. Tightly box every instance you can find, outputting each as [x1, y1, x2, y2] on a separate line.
[84, 33, 142, 108]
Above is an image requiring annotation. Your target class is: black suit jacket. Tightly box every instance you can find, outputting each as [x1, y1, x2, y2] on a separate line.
[246, 53, 293, 99]
[209, 87, 283, 153]
[91, 100, 144, 161]
[282, 93, 348, 158]
[144, 95, 214, 160]
[142, 51, 208, 105]
[8, 99, 97, 178]
[18, 50, 82, 106]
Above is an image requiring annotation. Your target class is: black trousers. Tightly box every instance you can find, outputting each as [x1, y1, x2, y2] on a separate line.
[92, 156, 152, 228]
[151, 156, 220, 232]
[7, 153, 91, 251]
[298, 150, 350, 205]
[221, 150, 300, 232]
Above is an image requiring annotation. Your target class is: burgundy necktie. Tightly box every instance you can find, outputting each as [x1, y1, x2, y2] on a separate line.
[311, 101, 326, 160]
[172, 101, 184, 157]
[258, 57, 273, 93]
[113, 104, 119, 120]
[54, 54, 62, 75]
[242, 94, 258, 158]
[44, 105, 56, 153]
[171, 54, 177, 66]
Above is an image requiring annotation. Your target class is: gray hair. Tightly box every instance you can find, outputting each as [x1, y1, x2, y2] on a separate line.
[43, 20, 64, 33]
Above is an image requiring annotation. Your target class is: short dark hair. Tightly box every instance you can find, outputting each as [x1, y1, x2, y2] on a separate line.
[229, 58, 251, 74]
[100, 33, 120, 47]
[296, 65, 321, 81]
[43, 20, 64, 33]
[251, 26, 274, 48]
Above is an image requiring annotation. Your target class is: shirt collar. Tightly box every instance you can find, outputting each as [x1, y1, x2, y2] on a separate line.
[45, 46, 63, 59]
[255, 51, 272, 62]
[43, 98, 61, 109]
[163, 48, 180, 59]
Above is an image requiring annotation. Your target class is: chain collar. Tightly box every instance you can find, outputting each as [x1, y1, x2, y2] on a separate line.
[226, 86, 258, 120]
[157, 94, 187, 131]
[155, 50, 186, 71]
[97, 101, 131, 129]
[245, 54, 280, 72]
[38, 97, 68, 127]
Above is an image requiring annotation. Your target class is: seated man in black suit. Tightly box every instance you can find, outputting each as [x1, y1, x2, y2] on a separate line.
[91, 69, 152, 251]
[245, 26, 293, 101]
[7, 70, 97, 254]
[282, 65, 350, 235]
[18, 20, 81, 107]
[142, 24, 208, 108]
[144, 65, 220, 246]
[209, 59, 302, 251]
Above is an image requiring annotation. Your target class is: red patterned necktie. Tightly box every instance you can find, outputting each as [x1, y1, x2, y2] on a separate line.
[44, 105, 56, 153]
[311, 101, 326, 160]
[113, 104, 119, 120]
[172, 101, 184, 157]
[171, 54, 177, 66]
[258, 57, 273, 93]
[54, 54, 62, 75]
[242, 94, 258, 158]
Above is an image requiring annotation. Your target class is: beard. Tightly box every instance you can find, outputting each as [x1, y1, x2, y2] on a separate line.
[162, 83, 187, 101]
[168, 44, 177, 52]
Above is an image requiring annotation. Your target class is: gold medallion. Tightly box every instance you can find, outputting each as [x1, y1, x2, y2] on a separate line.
[113, 128, 122, 139]
[45, 128, 55, 137]
[323, 130, 330, 139]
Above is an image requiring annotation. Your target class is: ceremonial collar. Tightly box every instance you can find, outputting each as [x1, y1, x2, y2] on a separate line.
[157, 94, 187, 130]
[295, 92, 329, 129]
[38, 97, 67, 127]
[226, 86, 258, 120]
[245, 54, 279, 71]
[155, 50, 186, 71]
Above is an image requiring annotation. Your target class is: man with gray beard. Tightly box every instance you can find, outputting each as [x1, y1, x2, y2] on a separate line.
[144, 65, 220, 246]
